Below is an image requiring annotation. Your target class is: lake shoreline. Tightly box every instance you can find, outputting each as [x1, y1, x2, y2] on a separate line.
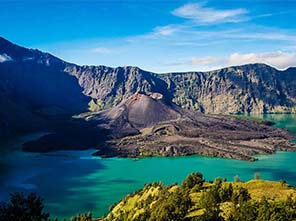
[2, 114, 296, 218]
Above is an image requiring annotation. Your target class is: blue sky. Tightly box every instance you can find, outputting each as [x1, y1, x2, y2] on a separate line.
[1, 0, 296, 72]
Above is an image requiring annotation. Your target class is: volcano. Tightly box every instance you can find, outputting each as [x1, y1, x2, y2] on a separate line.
[83, 93, 296, 161]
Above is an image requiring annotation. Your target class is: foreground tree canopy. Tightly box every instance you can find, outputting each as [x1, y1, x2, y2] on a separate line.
[103, 173, 296, 221]
[1, 173, 296, 221]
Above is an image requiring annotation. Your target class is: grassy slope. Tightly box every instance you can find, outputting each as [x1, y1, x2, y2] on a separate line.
[97, 180, 296, 221]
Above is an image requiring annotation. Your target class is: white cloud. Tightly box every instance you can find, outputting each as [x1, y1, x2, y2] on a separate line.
[91, 47, 112, 54]
[0, 54, 13, 63]
[128, 23, 296, 50]
[135, 25, 185, 40]
[172, 2, 248, 24]
[228, 52, 296, 69]
[189, 51, 296, 70]
[153, 25, 179, 36]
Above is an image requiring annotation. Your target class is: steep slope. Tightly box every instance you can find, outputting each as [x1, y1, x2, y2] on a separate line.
[98, 174, 296, 221]
[2, 36, 296, 139]
[65, 65, 171, 110]
[65, 63, 296, 115]
[66, 61, 296, 115]
[0, 37, 90, 113]
[81, 93, 295, 161]
[2, 36, 296, 119]
[0, 37, 172, 137]
[0, 37, 90, 137]
[84, 92, 184, 137]
[160, 64, 296, 114]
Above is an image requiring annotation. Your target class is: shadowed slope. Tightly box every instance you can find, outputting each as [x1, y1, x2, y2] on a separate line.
[83, 93, 296, 161]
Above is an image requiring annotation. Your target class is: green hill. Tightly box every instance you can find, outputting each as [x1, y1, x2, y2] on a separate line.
[97, 173, 296, 221]
[1, 173, 296, 221]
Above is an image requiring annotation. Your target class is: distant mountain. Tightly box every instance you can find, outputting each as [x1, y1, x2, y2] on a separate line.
[68, 63, 296, 114]
[0, 37, 90, 137]
[1, 36, 296, 138]
[160, 64, 296, 114]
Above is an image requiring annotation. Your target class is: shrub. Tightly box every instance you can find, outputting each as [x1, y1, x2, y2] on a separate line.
[182, 172, 204, 189]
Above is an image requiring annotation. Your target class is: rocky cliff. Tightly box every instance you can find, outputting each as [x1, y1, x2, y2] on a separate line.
[1, 36, 296, 137]
[160, 64, 296, 114]
[0, 37, 90, 136]
[65, 63, 296, 115]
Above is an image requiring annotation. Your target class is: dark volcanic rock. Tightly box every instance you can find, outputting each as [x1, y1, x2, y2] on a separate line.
[84, 93, 296, 161]
[66, 63, 296, 114]
[0, 37, 90, 136]
[0, 36, 296, 160]
[2, 36, 296, 138]
[65, 65, 172, 110]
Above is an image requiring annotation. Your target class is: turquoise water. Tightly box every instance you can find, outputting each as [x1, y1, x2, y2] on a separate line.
[0, 114, 296, 219]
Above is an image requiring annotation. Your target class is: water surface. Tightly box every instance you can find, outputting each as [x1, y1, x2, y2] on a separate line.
[0, 114, 296, 219]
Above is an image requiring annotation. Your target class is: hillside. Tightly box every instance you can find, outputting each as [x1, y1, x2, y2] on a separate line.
[1, 37, 296, 137]
[67, 62, 296, 115]
[96, 173, 296, 221]
[1, 36, 295, 159]
[76, 92, 295, 161]
[160, 64, 296, 114]
[1, 36, 296, 138]
[0, 37, 90, 137]
[23, 92, 295, 161]
[1, 173, 296, 221]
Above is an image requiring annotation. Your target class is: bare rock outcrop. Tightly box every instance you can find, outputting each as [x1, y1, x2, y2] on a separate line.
[86, 93, 296, 161]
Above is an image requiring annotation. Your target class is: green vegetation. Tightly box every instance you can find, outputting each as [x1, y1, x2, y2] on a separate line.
[102, 173, 296, 221]
[0, 193, 49, 221]
[1, 173, 296, 221]
[70, 212, 93, 221]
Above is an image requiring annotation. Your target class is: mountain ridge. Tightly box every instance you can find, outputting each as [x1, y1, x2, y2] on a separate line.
[1, 36, 296, 161]
[1, 36, 296, 138]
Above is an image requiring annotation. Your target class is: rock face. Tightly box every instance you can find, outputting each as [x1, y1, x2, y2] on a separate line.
[1, 37, 295, 160]
[84, 93, 296, 161]
[1, 36, 296, 138]
[160, 65, 296, 114]
[66, 63, 296, 115]
[65, 65, 171, 111]
[0, 37, 90, 136]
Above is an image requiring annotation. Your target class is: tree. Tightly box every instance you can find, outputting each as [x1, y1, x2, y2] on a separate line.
[229, 200, 257, 221]
[219, 183, 233, 202]
[214, 177, 223, 187]
[148, 188, 193, 221]
[231, 187, 250, 205]
[199, 188, 223, 221]
[0, 192, 49, 221]
[182, 172, 204, 190]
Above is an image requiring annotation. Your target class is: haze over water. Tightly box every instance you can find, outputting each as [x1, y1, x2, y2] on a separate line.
[0, 114, 296, 219]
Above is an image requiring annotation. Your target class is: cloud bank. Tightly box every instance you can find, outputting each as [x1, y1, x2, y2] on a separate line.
[190, 51, 296, 70]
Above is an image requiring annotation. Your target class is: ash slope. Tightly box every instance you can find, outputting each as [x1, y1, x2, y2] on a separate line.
[1, 36, 296, 161]
[2, 36, 296, 138]
[84, 93, 296, 161]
